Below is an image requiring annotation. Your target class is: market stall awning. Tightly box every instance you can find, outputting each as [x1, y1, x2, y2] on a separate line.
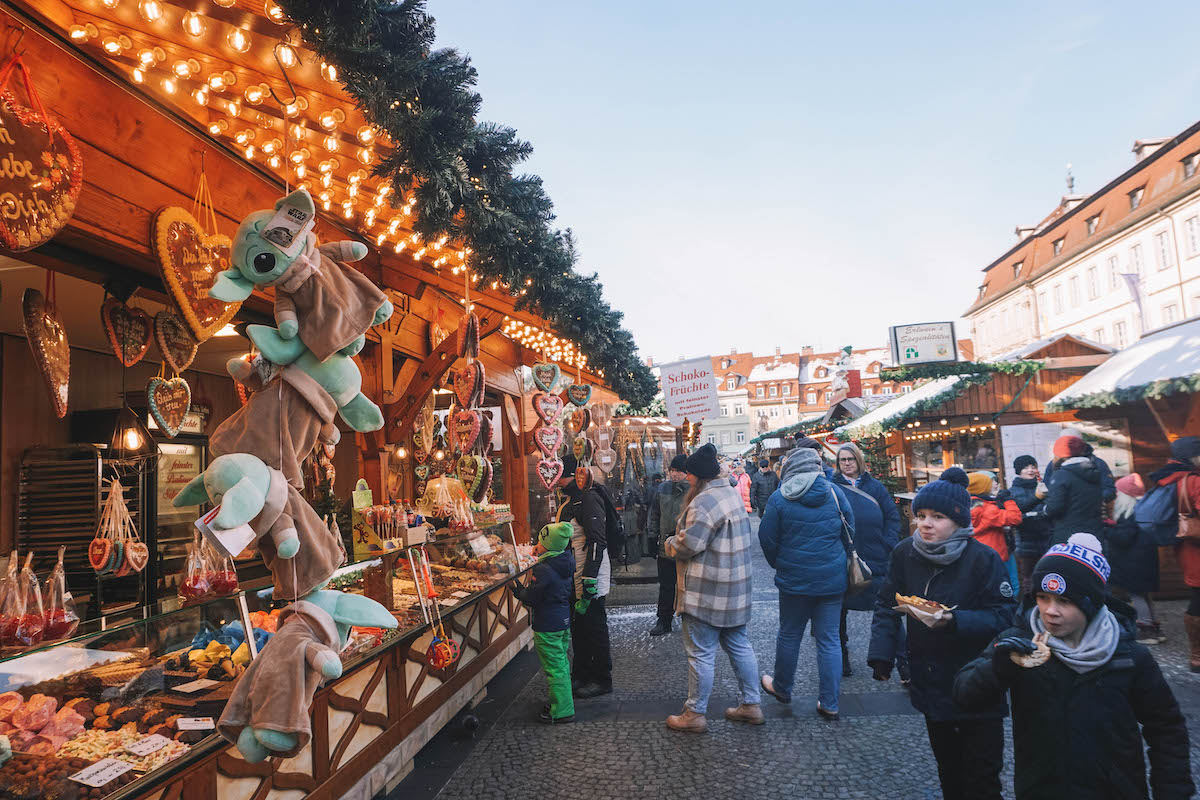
[750, 412, 825, 444]
[1045, 317, 1200, 410]
[837, 375, 976, 439]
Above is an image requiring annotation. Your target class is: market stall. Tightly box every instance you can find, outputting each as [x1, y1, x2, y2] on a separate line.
[0, 0, 655, 796]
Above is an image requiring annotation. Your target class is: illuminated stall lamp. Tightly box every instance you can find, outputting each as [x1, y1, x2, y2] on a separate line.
[110, 405, 155, 462]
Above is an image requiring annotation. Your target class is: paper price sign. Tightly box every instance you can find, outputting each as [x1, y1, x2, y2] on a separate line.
[126, 733, 170, 756]
[467, 534, 492, 557]
[69, 758, 133, 787]
[176, 717, 215, 731]
[450, 590, 471, 599]
[173, 678, 219, 693]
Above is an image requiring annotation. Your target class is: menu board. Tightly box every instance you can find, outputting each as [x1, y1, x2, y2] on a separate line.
[1000, 418, 1131, 483]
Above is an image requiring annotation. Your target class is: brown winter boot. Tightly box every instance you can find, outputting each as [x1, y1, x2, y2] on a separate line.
[1185, 616, 1200, 673]
[666, 709, 708, 733]
[724, 704, 765, 725]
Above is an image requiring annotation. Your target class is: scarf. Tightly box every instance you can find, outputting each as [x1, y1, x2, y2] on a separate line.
[1029, 606, 1120, 673]
[911, 526, 973, 565]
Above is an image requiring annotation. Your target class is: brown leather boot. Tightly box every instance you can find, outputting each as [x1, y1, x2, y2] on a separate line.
[724, 704, 765, 725]
[1185, 615, 1200, 673]
[666, 709, 707, 733]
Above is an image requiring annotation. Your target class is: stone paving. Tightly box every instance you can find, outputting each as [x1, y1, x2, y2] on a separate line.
[393, 519, 1200, 800]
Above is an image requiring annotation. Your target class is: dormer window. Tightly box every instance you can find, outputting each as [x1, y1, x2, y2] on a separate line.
[1185, 153, 1198, 180]
[815, 367, 827, 379]
[978, 285, 986, 299]
[1053, 238, 1065, 256]
[868, 361, 881, 374]
[1129, 187, 1145, 210]
[1086, 215, 1100, 236]
[1012, 261, 1023, 279]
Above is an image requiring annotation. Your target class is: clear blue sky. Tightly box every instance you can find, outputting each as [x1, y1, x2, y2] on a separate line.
[432, 1, 1200, 363]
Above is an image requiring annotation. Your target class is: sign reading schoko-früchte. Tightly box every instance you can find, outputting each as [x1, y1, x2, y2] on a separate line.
[659, 356, 721, 426]
[889, 322, 958, 366]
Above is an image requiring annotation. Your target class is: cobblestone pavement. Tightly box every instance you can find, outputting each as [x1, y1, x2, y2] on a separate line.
[395, 519, 1200, 800]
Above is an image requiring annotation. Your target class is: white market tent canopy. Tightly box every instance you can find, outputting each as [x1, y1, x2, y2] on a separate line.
[1046, 316, 1200, 410]
[837, 375, 970, 438]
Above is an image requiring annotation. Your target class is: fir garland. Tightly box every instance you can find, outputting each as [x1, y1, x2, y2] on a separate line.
[837, 374, 995, 439]
[275, 0, 657, 407]
[1045, 374, 1200, 411]
[879, 360, 1043, 384]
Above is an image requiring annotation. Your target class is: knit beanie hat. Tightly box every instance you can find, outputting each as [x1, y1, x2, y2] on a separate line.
[1170, 436, 1200, 462]
[538, 522, 573, 556]
[1053, 435, 1087, 460]
[1013, 454, 1038, 474]
[793, 437, 823, 451]
[759, 458, 770, 468]
[1115, 473, 1146, 498]
[1031, 533, 1110, 619]
[967, 472, 993, 496]
[912, 467, 972, 529]
[685, 443, 720, 479]
[669, 454, 688, 472]
[786, 448, 822, 475]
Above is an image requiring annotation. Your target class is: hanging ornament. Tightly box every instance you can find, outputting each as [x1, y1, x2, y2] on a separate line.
[22, 285, 69, 418]
[531, 362, 559, 393]
[472, 458, 493, 503]
[534, 426, 562, 457]
[574, 466, 594, 491]
[571, 407, 591, 432]
[566, 383, 592, 407]
[573, 436, 592, 464]
[456, 311, 479, 359]
[451, 409, 480, 453]
[595, 448, 618, 474]
[533, 392, 563, 425]
[428, 309, 450, 351]
[536, 458, 563, 491]
[100, 297, 152, 367]
[454, 362, 484, 408]
[155, 309, 199, 372]
[148, 375, 191, 437]
[458, 454, 482, 496]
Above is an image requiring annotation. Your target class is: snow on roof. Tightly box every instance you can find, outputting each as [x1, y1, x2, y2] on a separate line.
[992, 333, 1112, 362]
[837, 376, 968, 436]
[748, 360, 798, 382]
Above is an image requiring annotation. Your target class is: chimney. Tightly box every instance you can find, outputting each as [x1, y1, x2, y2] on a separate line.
[775, 346, 781, 357]
[801, 346, 814, 356]
[1132, 137, 1170, 162]
[730, 346, 737, 356]
[645, 356, 654, 367]
[1060, 194, 1086, 213]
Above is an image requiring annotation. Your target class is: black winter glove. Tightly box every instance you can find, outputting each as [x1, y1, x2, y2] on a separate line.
[991, 636, 1036, 671]
[994, 489, 1013, 503]
[869, 660, 892, 682]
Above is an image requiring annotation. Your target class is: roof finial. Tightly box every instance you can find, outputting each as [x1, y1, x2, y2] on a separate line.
[1065, 162, 1075, 194]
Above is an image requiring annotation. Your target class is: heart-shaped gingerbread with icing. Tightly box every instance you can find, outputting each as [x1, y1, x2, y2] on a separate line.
[573, 436, 592, 464]
[153, 206, 240, 342]
[100, 298, 152, 367]
[155, 310, 199, 373]
[536, 458, 563, 490]
[595, 448, 618, 474]
[571, 407, 591, 432]
[534, 425, 562, 457]
[473, 457, 493, 503]
[457, 312, 479, 359]
[566, 383, 592, 407]
[454, 362, 484, 409]
[458, 454, 481, 494]
[452, 409, 481, 453]
[148, 376, 191, 438]
[22, 288, 70, 418]
[533, 392, 563, 425]
[532, 362, 559, 393]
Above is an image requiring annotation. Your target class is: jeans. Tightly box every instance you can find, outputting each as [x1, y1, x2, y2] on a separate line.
[1005, 554, 1019, 593]
[925, 717, 1004, 800]
[570, 597, 612, 689]
[840, 604, 907, 673]
[680, 614, 761, 714]
[656, 557, 677, 623]
[773, 592, 841, 712]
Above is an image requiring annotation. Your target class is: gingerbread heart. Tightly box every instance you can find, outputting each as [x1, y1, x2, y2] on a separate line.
[0, 90, 82, 253]
[415, 479, 428, 497]
[574, 466, 594, 491]
[458, 454, 481, 494]
[100, 298, 152, 367]
[415, 464, 430, 481]
[454, 362, 484, 409]
[22, 288, 70, 418]
[573, 436, 593, 463]
[88, 538, 113, 573]
[148, 376, 191, 438]
[153, 206, 240, 341]
[595, 448, 618, 474]
[566, 383, 592, 407]
[591, 403, 612, 430]
[533, 392, 563, 425]
[419, 394, 436, 451]
[457, 312, 479, 359]
[155, 310, 199, 373]
[532, 362, 560, 393]
[452, 409, 480, 453]
[479, 411, 493, 453]
[571, 407, 591, 432]
[536, 458, 563, 490]
[429, 319, 449, 351]
[125, 541, 149, 573]
[534, 426, 562, 457]
[473, 458, 493, 503]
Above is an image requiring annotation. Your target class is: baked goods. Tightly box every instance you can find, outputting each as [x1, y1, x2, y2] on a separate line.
[894, 593, 951, 613]
[1011, 632, 1051, 668]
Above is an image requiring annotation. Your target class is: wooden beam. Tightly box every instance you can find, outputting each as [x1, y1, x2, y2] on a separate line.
[1144, 398, 1175, 441]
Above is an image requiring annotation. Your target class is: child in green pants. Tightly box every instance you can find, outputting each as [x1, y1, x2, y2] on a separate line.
[511, 522, 576, 723]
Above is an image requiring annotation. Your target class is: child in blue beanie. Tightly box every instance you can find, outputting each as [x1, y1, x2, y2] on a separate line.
[867, 467, 1016, 800]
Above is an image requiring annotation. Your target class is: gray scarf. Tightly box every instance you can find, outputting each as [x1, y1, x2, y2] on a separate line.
[911, 527, 973, 565]
[1029, 606, 1121, 673]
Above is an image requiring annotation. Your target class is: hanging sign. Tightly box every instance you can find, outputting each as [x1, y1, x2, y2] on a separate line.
[889, 322, 958, 366]
[659, 356, 720, 427]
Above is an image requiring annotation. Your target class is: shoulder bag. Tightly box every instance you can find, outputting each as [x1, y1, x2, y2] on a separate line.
[830, 487, 873, 594]
[1178, 476, 1200, 540]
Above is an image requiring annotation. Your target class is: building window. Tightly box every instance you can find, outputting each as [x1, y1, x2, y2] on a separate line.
[1093, 328, 1105, 343]
[721, 431, 731, 446]
[769, 384, 778, 397]
[782, 384, 791, 396]
[824, 390, 832, 403]
[756, 386, 764, 398]
[1012, 261, 1023, 279]
[1086, 215, 1100, 236]
[1037, 292, 1047, 323]
[815, 367, 827, 378]
[770, 408, 779, 418]
[736, 431, 745, 444]
[806, 391, 816, 405]
[1129, 187, 1144, 210]
[1163, 304, 1179, 325]
[1113, 320, 1128, 348]
[1068, 276, 1080, 307]
[1086, 265, 1099, 299]
[1131, 244, 1143, 276]
[867, 362, 880, 374]
[1155, 231, 1173, 270]
[1053, 284, 1064, 314]
[785, 407, 795, 417]
[1053, 238, 1065, 256]
[726, 376, 736, 390]
[864, 386, 873, 396]
[1108, 255, 1120, 290]
[1187, 216, 1200, 255]
[734, 404, 744, 415]
[1185, 153, 1199, 180]
[720, 405, 729, 417]
[901, 385, 912, 393]
[721, 359, 729, 369]
[978, 285, 986, 299]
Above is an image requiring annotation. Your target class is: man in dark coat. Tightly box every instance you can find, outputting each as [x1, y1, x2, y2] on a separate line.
[647, 456, 689, 636]
[750, 458, 779, 518]
[953, 535, 1193, 799]
[1042, 431, 1116, 501]
[1009, 454, 1051, 598]
[1045, 436, 1105, 546]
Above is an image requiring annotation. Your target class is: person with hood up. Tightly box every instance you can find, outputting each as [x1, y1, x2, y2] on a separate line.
[969, 471, 1022, 589]
[1149, 436, 1200, 672]
[750, 458, 779, 518]
[868, 467, 1015, 800]
[1043, 429, 1117, 502]
[953, 533, 1193, 800]
[733, 462, 753, 513]
[1009, 455, 1052, 597]
[1045, 435, 1105, 546]
[758, 447, 853, 719]
[510, 522, 577, 723]
[648, 455, 690, 636]
[1107, 473, 1165, 645]
[664, 444, 761, 733]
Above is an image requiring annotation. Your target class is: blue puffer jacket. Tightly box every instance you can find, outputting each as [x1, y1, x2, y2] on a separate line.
[759, 463, 854, 597]
[832, 478, 899, 611]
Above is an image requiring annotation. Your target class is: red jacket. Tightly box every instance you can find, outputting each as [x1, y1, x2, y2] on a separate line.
[1159, 470, 1200, 587]
[970, 497, 1021, 562]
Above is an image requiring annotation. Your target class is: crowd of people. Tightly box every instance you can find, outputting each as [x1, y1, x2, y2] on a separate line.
[508, 432, 1200, 799]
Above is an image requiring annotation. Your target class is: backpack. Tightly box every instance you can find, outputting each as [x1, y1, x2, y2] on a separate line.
[592, 484, 627, 564]
[1135, 483, 1180, 546]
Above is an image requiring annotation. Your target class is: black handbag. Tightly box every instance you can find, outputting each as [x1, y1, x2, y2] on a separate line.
[830, 488, 873, 595]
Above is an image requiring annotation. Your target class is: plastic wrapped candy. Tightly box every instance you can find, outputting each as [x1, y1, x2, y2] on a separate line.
[202, 537, 239, 596]
[0, 553, 18, 647]
[179, 532, 213, 601]
[42, 546, 79, 641]
[13, 552, 45, 647]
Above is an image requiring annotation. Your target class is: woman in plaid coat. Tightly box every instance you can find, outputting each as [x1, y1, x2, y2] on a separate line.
[664, 444, 762, 733]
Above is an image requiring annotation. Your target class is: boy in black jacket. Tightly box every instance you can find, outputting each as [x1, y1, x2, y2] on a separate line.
[867, 468, 1015, 800]
[510, 522, 576, 723]
[954, 533, 1193, 799]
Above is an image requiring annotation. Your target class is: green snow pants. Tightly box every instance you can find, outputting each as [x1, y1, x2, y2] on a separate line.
[534, 629, 574, 719]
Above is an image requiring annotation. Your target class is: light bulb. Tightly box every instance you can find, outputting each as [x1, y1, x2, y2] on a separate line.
[182, 12, 205, 37]
[268, 154, 281, 169]
[69, 25, 90, 41]
[213, 0, 235, 6]
[277, 44, 297, 68]
[356, 126, 374, 144]
[396, 446, 407, 459]
[172, 60, 193, 78]
[320, 61, 337, 82]
[162, 77, 177, 94]
[225, 100, 242, 118]
[243, 85, 265, 104]
[101, 0, 119, 8]
[131, 68, 145, 83]
[435, 450, 445, 461]
[208, 120, 229, 135]
[138, 0, 163, 23]
[124, 428, 142, 450]
[208, 73, 227, 91]
[193, 87, 209, 106]
[102, 37, 123, 55]
[227, 28, 250, 53]
[264, 0, 286, 23]
[323, 135, 339, 152]
[319, 112, 338, 131]
[357, 148, 372, 165]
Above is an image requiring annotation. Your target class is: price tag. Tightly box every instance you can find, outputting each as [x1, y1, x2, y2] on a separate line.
[195, 506, 256, 559]
[438, 599, 458, 608]
[450, 590, 471, 599]
[176, 717, 215, 731]
[69, 758, 133, 787]
[467, 534, 492, 557]
[126, 734, 170, 757]
[173, 678, 219, 693]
